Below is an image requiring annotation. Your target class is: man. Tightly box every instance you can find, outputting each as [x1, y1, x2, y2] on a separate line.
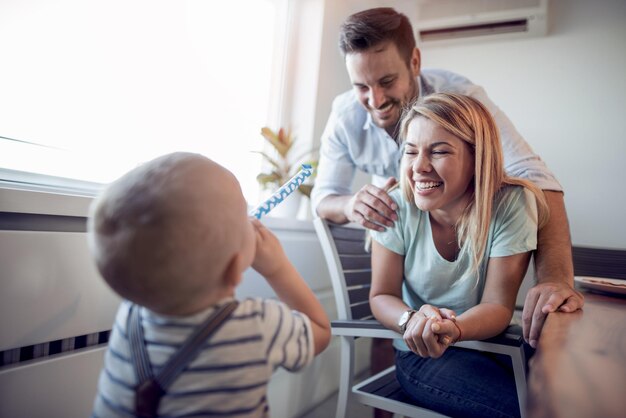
[312, 7, 583, 348]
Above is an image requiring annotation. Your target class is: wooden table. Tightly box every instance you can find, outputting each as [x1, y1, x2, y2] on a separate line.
[527, 291, 626, 418]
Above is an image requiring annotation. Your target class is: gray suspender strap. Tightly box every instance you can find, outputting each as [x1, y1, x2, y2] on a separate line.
[128, 300, 239, 418]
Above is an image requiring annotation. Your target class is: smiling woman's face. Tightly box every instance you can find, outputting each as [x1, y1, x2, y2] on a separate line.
[403, 117, 475, 222]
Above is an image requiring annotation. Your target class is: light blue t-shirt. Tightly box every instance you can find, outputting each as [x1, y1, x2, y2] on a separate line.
[370, 185, 538, 351]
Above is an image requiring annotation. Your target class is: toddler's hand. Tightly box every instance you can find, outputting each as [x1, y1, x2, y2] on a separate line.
[250, 218, 288, 279]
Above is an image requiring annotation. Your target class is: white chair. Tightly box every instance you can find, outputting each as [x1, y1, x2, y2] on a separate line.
[314, 218, 529, 418]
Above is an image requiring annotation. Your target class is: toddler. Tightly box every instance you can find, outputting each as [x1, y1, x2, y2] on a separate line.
[88, 152, 331, 417]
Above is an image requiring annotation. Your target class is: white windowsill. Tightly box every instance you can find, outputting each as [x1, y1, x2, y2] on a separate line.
[0, 182, 315, 232]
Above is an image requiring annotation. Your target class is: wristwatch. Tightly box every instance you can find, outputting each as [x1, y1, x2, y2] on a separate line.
[398, 309, 417, 333]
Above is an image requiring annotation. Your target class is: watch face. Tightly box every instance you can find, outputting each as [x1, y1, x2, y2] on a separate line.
[399, 310, 411, 326]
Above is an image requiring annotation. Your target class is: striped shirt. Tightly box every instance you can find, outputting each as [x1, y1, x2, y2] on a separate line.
[91, 297, 314, 418]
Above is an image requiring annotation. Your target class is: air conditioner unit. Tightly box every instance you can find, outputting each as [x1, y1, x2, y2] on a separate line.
[415, 0, 548, 45]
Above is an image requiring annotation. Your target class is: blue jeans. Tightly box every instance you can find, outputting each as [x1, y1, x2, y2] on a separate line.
[395, 347, 521, 418]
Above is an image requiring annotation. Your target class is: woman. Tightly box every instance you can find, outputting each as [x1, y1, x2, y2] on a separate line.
[370, 93, 548, 418]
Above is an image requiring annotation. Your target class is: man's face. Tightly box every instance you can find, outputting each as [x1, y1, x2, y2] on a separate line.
[346, 41, 420, 136]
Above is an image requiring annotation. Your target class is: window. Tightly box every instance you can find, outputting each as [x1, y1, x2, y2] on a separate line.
[0, 0, 286, 204]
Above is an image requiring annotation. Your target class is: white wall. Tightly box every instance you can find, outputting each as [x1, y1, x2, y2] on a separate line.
[421, 0, 626, 248]
[312, 0, 626, 249]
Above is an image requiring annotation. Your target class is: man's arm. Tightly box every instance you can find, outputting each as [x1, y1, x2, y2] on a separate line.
[522, 190, 584, 347]
[315, 194, 352, 224]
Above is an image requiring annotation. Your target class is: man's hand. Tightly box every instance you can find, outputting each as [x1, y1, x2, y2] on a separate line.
[345, 177, 399, 231]
[525, 191, 584, 348]
[522, 282, 584, 348]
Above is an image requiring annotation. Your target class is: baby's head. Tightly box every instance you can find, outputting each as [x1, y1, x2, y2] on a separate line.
[87, 152, 254, 315]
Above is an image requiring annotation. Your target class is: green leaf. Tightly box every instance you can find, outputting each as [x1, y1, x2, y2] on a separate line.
[261, 127, 292, 158]
[255, 126, 319, 196]
[256, 172, 282, 189]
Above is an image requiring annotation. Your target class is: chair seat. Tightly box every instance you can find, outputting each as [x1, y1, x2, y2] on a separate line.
[353, 366, 449, 418]
[356, 367, 406, 401]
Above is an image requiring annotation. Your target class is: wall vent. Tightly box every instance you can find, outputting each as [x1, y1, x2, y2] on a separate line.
[415, 0, 548, 45]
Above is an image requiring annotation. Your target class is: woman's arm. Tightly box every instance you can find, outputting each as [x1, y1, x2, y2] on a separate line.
[371, 240, 461, 358]
[369, 240, 409, 332]
[405, 252, 532, 357]
[453, 252, 532, 341]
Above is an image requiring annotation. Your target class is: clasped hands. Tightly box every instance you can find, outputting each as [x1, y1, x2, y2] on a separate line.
[403, 304, 461, 359]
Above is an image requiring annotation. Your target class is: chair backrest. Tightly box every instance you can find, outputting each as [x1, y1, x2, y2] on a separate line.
[572, 246, 626, 279]
[314, 218, 374, 321]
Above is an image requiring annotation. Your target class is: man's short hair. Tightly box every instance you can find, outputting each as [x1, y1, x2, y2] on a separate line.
[339, 7, 416, 65]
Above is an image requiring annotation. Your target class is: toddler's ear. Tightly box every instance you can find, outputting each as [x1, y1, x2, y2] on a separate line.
[222, 252, 244, 288]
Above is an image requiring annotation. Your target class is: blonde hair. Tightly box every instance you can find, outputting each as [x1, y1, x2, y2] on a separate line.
[399, 93, 548, 276]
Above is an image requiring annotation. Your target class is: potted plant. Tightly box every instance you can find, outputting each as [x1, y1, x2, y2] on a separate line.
[255, 126, 318, 198]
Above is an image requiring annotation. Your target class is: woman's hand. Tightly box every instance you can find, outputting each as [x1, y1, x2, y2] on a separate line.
[403, 305, 458, 358]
